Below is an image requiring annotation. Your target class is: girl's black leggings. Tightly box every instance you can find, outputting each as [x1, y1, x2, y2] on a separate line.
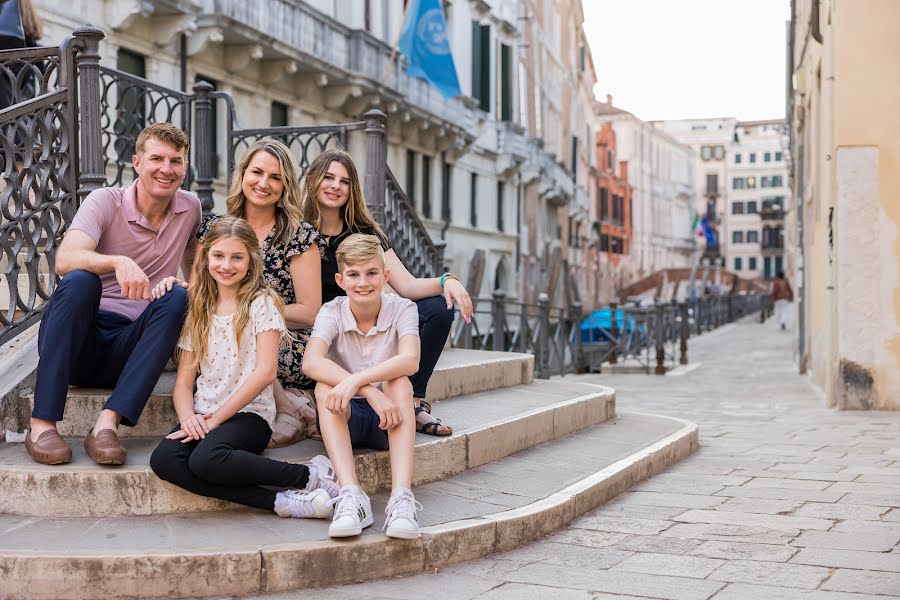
[150, 411, 309, 511]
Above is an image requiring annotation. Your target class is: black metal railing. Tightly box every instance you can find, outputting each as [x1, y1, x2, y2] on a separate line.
[0, 34, 82, 344]
[451, 291, 771, 378]
[97, 66, 192, 188]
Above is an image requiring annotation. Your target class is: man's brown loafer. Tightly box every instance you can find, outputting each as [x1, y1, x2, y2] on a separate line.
[25, 429, 72, 465]
[84, 429, 126, 465]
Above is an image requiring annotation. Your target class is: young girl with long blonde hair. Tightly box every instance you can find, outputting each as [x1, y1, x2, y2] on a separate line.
[150, 216, 338, 517]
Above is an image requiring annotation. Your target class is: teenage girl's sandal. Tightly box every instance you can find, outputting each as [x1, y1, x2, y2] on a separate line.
[414, 405, 452, 436]
[267, 411, 307, 448]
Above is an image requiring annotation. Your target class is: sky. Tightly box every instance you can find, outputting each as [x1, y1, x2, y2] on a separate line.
[581, 0, 791, 122]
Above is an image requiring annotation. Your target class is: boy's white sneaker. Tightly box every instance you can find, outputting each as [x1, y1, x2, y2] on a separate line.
[274, 488, 333, 519]
[305, 455, 340, 499]
[328, 486, 373, 537]
[383, 489, 422, 539]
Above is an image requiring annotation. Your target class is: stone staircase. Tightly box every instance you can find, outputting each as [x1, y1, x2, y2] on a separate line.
[0, 349, 698, 599]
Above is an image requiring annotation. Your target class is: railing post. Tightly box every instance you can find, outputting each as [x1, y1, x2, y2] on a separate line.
[491, 289, 507, 352]
[570, 301, 584, 373]
[655, 302, 666, 375]
[192, 81, 216, 214]
[679, 302, 689, 365]
[537, 293, 551, 378]
[73, 25, 106, 200]
[727, 294, 734, 322]
[363, 109, 387, 227]
[608, 301, 619, 364]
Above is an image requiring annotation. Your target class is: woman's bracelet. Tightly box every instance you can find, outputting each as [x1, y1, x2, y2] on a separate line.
[439, 273, 460, 291]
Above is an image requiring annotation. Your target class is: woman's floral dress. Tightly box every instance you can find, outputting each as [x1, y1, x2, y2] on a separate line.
[197, 215, 326, 390]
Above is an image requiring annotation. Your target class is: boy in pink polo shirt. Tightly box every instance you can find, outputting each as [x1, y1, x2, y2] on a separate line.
[303, 234, 422, 539]
[27, 123, 200, 467]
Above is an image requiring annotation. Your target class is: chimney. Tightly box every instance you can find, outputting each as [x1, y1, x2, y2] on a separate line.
[606, 93, 613, 106]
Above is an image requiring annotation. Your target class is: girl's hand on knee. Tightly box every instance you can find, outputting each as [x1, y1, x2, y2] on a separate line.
[150, 276, 186, 300]
[167, 412, 210, 443]
[444, 278, 473, 324]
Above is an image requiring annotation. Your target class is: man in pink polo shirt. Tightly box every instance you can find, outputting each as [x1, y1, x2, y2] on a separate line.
[26, 123, 200, 466]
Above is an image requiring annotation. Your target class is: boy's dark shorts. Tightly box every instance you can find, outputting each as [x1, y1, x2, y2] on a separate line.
[317, 397, 389, 450]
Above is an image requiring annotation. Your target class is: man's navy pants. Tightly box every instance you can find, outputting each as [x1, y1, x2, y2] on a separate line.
[32, 269, 188, 427]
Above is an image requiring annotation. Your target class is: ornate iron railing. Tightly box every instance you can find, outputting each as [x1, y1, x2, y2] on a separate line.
[0, 45, 62, 107]
[452, 291, 772, 378]
[0, 37, 81, 344]
[97, 66, 192, 188]
[384, 169, 445, 277]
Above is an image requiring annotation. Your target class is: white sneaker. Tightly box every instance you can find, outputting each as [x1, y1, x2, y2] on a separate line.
[306, 455, 340, 499]
[274, 488, 333, 519]
[328, 486, 373, 537]
[383, 490, 422, 539]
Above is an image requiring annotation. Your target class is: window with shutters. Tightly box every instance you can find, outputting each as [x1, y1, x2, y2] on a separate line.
[422, 155, 432, 219]
[471, 21, 491, 113]
[499, 43, 512, 121]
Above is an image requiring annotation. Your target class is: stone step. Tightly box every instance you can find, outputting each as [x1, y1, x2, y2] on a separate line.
[0, 379, 613, 517]
[17, 348, 534, 438]
[0, 411, 698, 600]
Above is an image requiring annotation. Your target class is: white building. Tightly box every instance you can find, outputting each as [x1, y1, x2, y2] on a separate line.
[655, 117, 788, 280]
[728, 120, 789, 279]
[596, 101, 696, 281]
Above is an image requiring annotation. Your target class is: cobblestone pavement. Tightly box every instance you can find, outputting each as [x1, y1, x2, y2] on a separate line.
[261, 317, 900, 600]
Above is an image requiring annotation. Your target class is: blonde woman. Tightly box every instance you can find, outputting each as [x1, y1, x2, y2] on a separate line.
[150, 217, 338, 517]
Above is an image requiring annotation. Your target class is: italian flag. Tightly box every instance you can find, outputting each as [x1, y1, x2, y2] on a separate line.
[692, 214, 704, 239]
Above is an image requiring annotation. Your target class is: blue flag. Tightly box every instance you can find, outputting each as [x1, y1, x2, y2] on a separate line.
[398, 0, 461, 98]
[700, 215, 717, 247]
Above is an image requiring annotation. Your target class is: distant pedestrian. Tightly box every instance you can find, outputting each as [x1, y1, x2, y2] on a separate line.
[771, 271, 793, 330]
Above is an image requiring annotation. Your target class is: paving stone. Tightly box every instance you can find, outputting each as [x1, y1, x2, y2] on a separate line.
[711, 582, 900, 599]
[674, 509, 833, 532]
[829, 482, 900, 495]
[570, 515, 675, 535]
[660, 523, 798, 545]
[791, 531, 900, 552]
[707, 559, 831, 588]
[500, 562, 725, 600]
[822, 569, 900, 596]
[592, 501, 689, 521]
[883, 509, 900, 522]
[543, 529, 630, 549]
[690, 540, 799, 562]
[832, 520, 900, 537]
[770, 463, 846, 473]
[714, 485, 845, 502]
[497, 541, 632, 569]
[716, 497, 804, 515]
[793, 502, 889, 521]
[613, 535, 705, 555]
[839, 493, 900, 507]
[633, 480, 727, 495]
[791, 547, 900, 572]
[611, 551, 724, 578]
[617, 491, 727, 509]
[477, 583, 594, 600]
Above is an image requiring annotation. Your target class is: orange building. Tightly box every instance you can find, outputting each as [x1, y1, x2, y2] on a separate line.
[595, 123, 633, 268]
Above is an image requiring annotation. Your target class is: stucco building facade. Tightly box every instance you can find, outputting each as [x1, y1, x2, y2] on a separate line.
[789, 0, 900, 410]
